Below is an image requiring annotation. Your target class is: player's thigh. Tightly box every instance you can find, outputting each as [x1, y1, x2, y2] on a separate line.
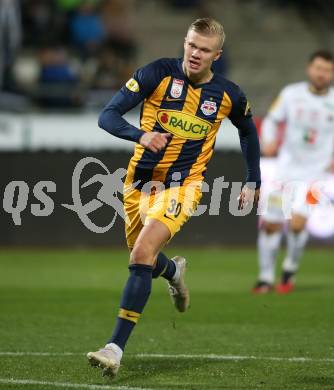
[260, 219, 283, 234]
[260, 186, 286, 225]
[130, 218, 171, 265]
[123, 187, 145, 249]
[146, 185, 202, 241]
[289, 184, 311, 229]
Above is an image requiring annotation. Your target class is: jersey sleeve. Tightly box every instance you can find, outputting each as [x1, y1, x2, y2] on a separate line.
[228, 86, 253, 123]
[98, 59, 166, 143]
[261, 88, 288, 144]
[228, 86, 261, 189]
[267, 88, 289, 122]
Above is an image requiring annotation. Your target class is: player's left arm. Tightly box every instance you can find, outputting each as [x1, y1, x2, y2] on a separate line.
[228, 88, 261, 209]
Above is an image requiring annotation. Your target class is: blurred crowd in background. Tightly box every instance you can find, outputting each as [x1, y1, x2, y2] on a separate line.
[0, 0, 216, 111]
[0, 0, 142, 110]
[0, 0, 333, 111]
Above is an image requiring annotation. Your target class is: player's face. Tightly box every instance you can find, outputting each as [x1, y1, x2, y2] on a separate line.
[307, 57, 334, 92]
[183, 30, 222, 81]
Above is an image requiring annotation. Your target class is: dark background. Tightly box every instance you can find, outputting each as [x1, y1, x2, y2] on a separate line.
[0, 150, 258, 247]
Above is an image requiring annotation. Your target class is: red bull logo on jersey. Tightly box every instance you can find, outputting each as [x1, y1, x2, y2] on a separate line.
[157, 109, 212, 140]
[200, 100, 217, 116]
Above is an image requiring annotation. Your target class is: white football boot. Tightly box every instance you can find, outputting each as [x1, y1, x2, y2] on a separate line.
[167, 256, 190, 312]
[87, 344, 121, 378]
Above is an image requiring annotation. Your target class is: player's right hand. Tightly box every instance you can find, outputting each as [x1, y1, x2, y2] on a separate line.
[238, 185, 260, 210]
[139, 132, 172, 153]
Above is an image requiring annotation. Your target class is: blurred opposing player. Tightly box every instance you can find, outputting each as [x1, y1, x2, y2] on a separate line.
[254, 50, 334, 294]
[87, 18, 261, 377]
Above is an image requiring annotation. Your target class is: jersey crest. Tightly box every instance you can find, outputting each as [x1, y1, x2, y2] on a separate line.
[170, 78, 184, 98]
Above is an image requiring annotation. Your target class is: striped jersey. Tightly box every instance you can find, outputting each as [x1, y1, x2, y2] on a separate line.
[99, 57, 260, 189]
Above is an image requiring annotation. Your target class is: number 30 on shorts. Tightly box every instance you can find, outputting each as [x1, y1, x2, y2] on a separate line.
[166, 199, 182, 218]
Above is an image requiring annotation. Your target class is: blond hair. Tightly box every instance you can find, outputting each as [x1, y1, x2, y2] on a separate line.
[188, 18, 225, 49]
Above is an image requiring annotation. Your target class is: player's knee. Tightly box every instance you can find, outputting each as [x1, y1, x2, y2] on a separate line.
[130, 244, 155, 265]
[289, 222, 305, 234]
[262, 222, 282, 234]
[289, 215, 307, 233]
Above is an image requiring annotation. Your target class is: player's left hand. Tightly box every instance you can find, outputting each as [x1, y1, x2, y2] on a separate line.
[238, 185, 260, 210]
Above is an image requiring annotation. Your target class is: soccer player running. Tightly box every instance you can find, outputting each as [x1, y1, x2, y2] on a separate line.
[254, 50, 334, 294]
[87, 18, 261, 377]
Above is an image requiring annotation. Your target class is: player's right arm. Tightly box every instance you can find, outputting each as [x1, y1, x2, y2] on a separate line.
[98, 60, 170, 153]
[261, 89, 288, 156]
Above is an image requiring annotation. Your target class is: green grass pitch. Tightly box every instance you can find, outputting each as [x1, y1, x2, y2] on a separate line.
[0, 248, 333, 389]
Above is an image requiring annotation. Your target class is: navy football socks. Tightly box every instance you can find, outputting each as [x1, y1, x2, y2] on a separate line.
[108, 264, 152, 351]
[152, 252, 176, 280]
